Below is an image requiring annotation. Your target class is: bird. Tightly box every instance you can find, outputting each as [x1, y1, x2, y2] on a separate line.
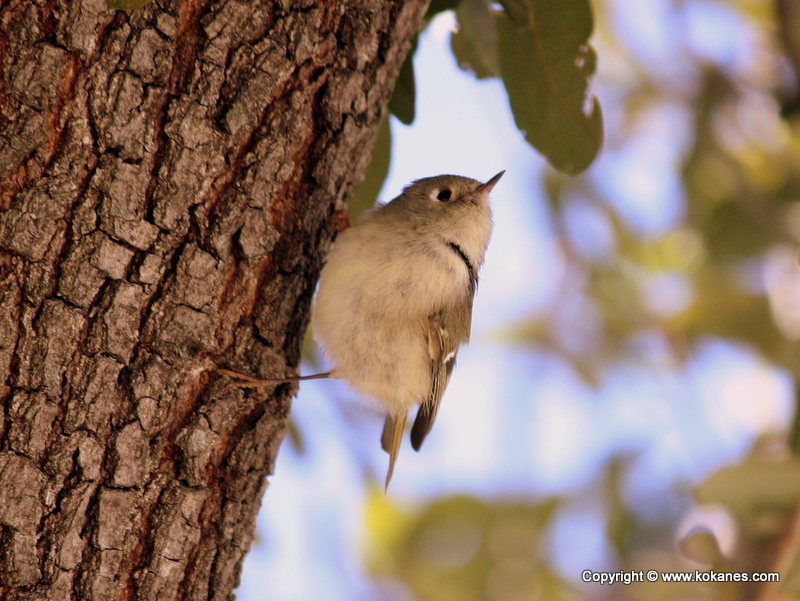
[220, 171, 504, 489]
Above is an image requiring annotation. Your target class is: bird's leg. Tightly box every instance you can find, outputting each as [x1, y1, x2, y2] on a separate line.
[217, 368, 332, 388]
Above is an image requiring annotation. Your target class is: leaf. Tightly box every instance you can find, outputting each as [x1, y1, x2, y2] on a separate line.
[696, 458, 800, 534]
[678, 528, 723, 566]
[674, 264, 786, 368]
[497, 0, 603, 174]
[301, 325, 324, 369]
[451, 0, 500, 80]
[285, 418, 306, 455]
[789, 386, 800, 455]
[427, 0, 462, 19]
[368, 495, 568, 601]
[703, 201, 775, 259]
[364, 486, 414, 553]
[389, 38, 417, 125]
[349, 115, 391, 220]
[498, 0, 532, 25]
[605, 457, 633, 554]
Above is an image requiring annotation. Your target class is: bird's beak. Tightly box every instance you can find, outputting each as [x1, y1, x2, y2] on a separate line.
[476, 170, 505, 194]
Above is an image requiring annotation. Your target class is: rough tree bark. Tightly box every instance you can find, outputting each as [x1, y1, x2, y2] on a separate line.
[0, 0, 427, 598]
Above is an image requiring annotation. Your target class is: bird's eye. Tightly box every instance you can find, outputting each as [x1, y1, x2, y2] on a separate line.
[436, 189, 452, 201]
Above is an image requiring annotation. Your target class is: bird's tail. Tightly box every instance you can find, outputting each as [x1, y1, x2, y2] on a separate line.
[380, 412, 407, 491]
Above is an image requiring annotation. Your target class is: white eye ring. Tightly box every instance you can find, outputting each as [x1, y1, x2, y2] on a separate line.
[434, 189, 452, 202]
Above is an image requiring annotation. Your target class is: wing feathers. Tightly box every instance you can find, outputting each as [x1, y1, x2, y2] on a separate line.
[411, 315, 459, 451]
[384, 299, 475, 487]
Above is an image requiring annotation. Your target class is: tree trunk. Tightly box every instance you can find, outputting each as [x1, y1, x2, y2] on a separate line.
[0, 0, 427, 598]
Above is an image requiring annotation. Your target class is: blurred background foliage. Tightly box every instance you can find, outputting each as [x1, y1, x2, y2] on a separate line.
[342, 0, 800, 600]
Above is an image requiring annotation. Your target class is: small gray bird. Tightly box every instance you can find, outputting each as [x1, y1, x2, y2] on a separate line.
[219, 172, 503, 489]
[313, 171, 503, 488]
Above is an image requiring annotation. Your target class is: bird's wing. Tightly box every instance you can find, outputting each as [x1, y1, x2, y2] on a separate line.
[410, 293, 474, 451]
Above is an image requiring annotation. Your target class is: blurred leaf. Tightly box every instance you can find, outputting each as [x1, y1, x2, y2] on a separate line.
[789, 385, 800, 455]
[564, 354, 603, 387]
[606, 457, 633, 554]
[285, 418, 306, 455]
[619, 228, 707, 274]
[495, 313, 606, 385]
[106, 0, 151, 8]
[496, 0, 603, 174]
[498, 0, 532, 26]
[349, 115, 391, 220]
[696, 458, 800, 534]
[365, 486, 414, 558]
[542, 169, 569, 211]
[678, 527, 723, 566]
[704, 201, 776, 259]
[367, 495, 573, 601]
[389, 38, 417, 125]
[674, 265, 786, 366]
[301, 323, 324, 368]
[591, 264, 649, 336]
[426, 0, 462, 19]
[451, 0, 500, 79]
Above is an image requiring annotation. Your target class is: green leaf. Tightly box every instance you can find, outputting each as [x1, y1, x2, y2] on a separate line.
[675, 264, 786, 367]
[389, 39, 417, 125]
[349, 115, 391, 220]
[696, 458, 800, 534]
[451, 0, 500, 80]
[285, 418, 306, 455]
[426, 0, 462, 19]
[605, 457, 633, 554]
[678, 528, 723, 565]
[367, 495, 570, 601]
[106, 0, 152, 9]
[497, 0, 603, 174]
[703, 201, 775, 259]
[498, 0, 532, 25]
[789, 386, 800, 455]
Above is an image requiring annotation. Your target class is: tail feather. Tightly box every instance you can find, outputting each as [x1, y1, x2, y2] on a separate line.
[380, 413, 407, 491]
